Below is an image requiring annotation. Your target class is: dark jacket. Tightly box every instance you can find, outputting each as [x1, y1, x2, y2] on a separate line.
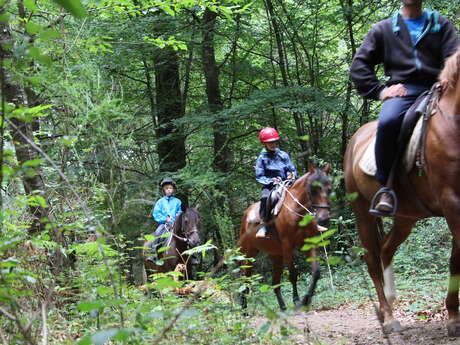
[350, 10, 459, 100]
[255, 149, 297, 187]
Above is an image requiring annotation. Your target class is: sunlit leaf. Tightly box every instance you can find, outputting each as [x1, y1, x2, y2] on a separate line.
[27, 195, 48, 208]
[22, 158, 43, 167]
[154, 277, 181, 289]
[299, 214, 314, 227]
[259, 284, 271, 292]
[40, 29, 61, 40]
[0, 13, 10, 23]
[326, 256, 344, 265]
[346, 192, 358, 201]
[25, 22, 42, 35]
[24, 0, 37, 11]
[51, 0, 87, 18]
[60, 136, 77, 147]
[182, 240, 217, 257]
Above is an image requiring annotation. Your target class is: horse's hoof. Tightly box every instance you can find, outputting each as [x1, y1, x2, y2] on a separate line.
[447, 321, 460, 337]
[382, 320, 403, 334]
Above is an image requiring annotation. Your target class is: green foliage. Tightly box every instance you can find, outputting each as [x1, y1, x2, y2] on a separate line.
[1, 0, 459, 343]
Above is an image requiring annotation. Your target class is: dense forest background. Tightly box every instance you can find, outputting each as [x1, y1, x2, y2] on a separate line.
[1, 0, 459, 344]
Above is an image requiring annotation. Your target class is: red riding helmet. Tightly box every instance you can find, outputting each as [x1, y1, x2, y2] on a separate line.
[258, 127, 280, 143]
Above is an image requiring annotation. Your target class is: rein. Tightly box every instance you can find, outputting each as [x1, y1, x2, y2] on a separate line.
[278, 173, 330, 217]
[171, 211, 200, 245]
[280, 183, 314, 216]
[173, 233, 188, 243]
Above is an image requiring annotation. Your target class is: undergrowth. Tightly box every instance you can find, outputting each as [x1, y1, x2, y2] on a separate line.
[0, 214, 453, 344]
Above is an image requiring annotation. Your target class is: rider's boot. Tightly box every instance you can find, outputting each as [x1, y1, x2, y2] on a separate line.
[256, 219, 272, 239]
[375, 192, 394, 213]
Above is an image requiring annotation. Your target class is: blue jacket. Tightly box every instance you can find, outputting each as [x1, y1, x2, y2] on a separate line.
[152, 196, 182, 224]
[255, 149, 297, 187]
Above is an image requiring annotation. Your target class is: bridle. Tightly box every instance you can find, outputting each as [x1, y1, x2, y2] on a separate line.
[172, 212, 200, 247]
[279, 172, 330, 218]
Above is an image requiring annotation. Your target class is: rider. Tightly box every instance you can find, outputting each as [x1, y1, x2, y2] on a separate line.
[146, 178, 182, 262]
[350, 0, 459, 214]
[255, 127, 297, 238]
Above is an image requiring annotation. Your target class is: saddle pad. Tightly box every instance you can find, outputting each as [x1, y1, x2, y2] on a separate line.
[272, 185, 287, 216]
[359, 116, 423, 176]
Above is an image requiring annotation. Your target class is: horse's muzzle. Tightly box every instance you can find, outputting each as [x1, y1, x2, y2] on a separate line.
[316, 215, 330, 227]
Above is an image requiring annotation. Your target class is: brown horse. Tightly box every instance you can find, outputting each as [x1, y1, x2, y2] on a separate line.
[144, 206, 202, 280]
[344, 48, 460, 336]
[238, 164, 332, 310]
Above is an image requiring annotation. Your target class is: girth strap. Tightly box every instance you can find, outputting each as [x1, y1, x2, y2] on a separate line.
[416, 82, 441, 174]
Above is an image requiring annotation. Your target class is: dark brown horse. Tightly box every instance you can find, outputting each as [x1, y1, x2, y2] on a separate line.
[238, 164, 332, 309]
[144, 206, 202, 280]
[344, 48, 460, 336]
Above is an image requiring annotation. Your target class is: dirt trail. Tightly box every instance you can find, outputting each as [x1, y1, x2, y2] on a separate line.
[261, 303, 460, 345]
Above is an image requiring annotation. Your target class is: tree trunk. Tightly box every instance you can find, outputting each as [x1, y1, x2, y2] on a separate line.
[201, 8, 232, 252]
[265, 0, 310, 169]
[1, 4, 71, 273]
[0, 8, 48, 234]
[152, 48, 186, 173]
[202, 8, 231, 174]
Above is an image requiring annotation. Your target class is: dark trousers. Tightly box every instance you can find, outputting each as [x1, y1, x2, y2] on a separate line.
[375, 84, 429, 185]
[260, 186, 272, 220]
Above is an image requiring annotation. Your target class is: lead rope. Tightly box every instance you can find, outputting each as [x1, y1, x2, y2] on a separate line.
[278, 181, 335, 290]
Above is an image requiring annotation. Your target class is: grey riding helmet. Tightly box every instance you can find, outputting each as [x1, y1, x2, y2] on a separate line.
[160, 178, 176, 188]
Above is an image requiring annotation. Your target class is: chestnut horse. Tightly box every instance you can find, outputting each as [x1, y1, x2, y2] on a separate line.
[238, 164, 331, 310]
[144, 206, 202, 280]
[344, 48, 460, 336]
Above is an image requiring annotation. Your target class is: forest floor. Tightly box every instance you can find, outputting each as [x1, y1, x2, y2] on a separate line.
[256, 301, 460, 345]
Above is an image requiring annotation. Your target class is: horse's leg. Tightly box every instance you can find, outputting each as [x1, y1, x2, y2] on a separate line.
[354, 205, 402, 333]
[299, 248, 320, 307]
[447, 238, 460, 336]
[287, 260, 299, 304]
[380, 217, 416, 308]
[437, 206, 460, 336]
[269, 254, 286, 310]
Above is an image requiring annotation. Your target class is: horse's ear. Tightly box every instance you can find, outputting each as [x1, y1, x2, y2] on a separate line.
[308, 162, 317, 173]
[323, 164, 331, 175]
[195, 204, 201, 210]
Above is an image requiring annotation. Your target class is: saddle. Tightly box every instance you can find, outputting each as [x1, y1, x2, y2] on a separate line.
[146, 223, 173, 263]
[364, 85, 439, 216]
[246, 179, 295, 225]
[266, 179, 295, 217]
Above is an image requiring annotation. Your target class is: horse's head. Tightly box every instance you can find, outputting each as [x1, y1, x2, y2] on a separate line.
[178, 206, 202, 248]
[307, 163, 332, 228]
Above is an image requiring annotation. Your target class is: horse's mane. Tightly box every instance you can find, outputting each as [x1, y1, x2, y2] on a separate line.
[291, 168, 328, 194]
[172, 207, 200, 235]
[439, 47, 460, 90]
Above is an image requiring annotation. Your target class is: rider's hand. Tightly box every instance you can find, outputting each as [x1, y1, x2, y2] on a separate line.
[166, 216, 171, 223]
[379, 84, 407, 101]
[272, 177, 281, 184]
[287, 172, 295, 179]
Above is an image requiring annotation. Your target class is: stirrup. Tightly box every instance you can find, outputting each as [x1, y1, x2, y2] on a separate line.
[369, 187, 398, 217]
[255, 226, 267, 238]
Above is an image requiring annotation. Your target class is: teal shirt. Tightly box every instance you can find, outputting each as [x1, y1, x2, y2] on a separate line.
[403, 13, 426, 45]
[152, 196, 182, 224]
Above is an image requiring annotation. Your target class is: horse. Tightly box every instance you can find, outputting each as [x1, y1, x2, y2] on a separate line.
[238, 164, 332, 310]
[144, 206, 202, 280]
[344, 47, 460, 336]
